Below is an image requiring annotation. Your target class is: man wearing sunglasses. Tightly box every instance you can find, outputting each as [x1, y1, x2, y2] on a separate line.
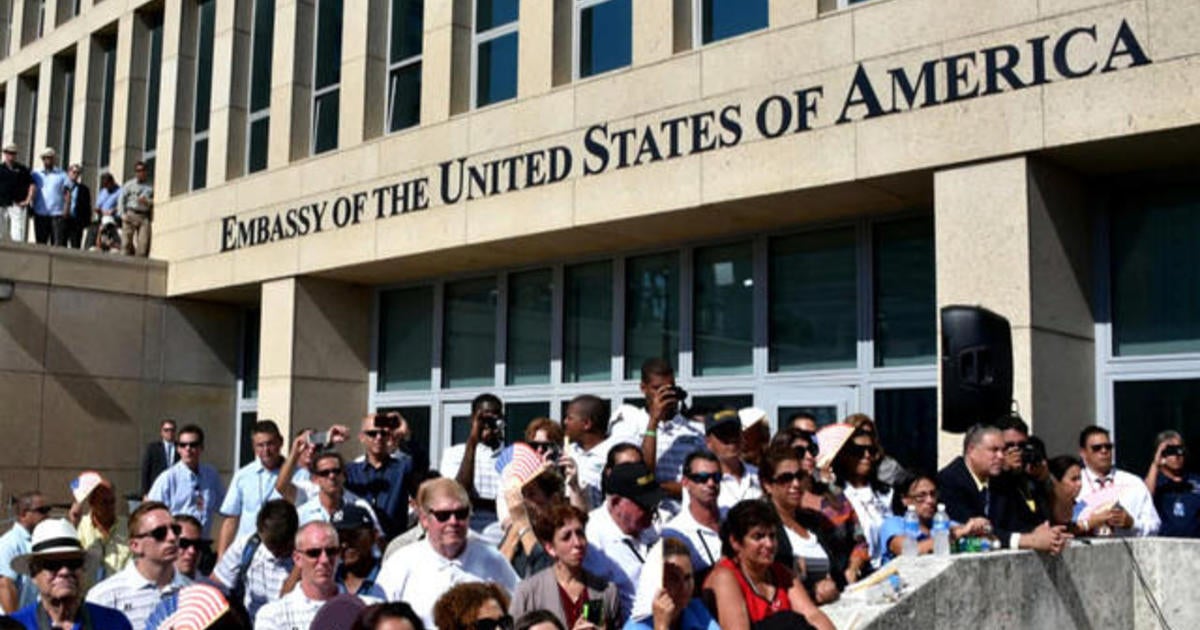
[9, 519, 132, 629]
[703, 409, 762, 511]
[0, 491, 50, 614]
[1076, 425, 1160, 537]
[256, 522, 374, 630]
[297, 452, 382, 535]
[173, 515, 213, 582]
[346, 414, 415, 541]
[662, 451, 724, 576]
[377, 478, 518, 628]
[1145, 430, 1200, 538]
[86, 501, 192, 630]
[146, 424, 226, 538]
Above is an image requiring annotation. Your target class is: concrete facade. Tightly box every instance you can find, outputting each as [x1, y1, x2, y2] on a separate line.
[0, 0, 1197, 469]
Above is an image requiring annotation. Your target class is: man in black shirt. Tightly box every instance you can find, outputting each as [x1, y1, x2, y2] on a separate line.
[63, 164, 92, 249]
[0, 143, 35, 243]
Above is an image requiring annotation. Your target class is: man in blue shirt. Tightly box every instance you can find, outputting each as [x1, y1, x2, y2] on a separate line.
[88, 171, 120, 250]
[217, 420, 285, 557]
[1146, 430, 1200, 538]
[147, 424, 226, 538]
[0, 492, 50, 614]
[30, 147, 69, 246]
[345, 414, 413, 542]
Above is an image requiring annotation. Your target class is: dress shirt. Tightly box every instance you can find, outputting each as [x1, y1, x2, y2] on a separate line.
[585, 505, 658, 617]
[95, 185, 120, 215]
[376, 539, 519, 628]
[10, 601, 133, 630]
[85, 563, 191, 630]
[163, 442, 175, 466]
[717, 463, 763, 511]
[146, 462, 226, 537]
[345, 454, 413, 541]
[77, 515, 131, 590]
[440, 442, 503, 533]
[568, 436, 627, 509]
[661, 508, 722, 573]
[32, 167, 68, 216]
[1078, 466, 1161, 537]
[254, 586, 378, 630]
[219, 459, 282, 537]
[0, 523, 36, 611]
[212, 532, 294, 621]
[296, 492, 384, 536]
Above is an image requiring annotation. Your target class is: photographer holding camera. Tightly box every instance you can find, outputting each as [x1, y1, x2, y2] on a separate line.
[995, 415, 1050, 532]
[441, 393, 506, 543]
[1145, 430, 1200, 538]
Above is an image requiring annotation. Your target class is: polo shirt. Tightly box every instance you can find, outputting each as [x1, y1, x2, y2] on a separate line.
[717, 462, 763, 511]
[1153, 473, 1200, 538]
[1078, 466, 1161, 536]
[440, 442, 503, 532]
[212, 532, 294, 621]
[569, 436, 628, 509]
[376, 538, 519, 628]
[85, 563, 191, 630]
[345, 454, 413, 540]
[146, 461, 226, 537]
[77, 515, 131, 589]
[0, 523, 36, 612]
[296, 491, 383, 536]
[10, 601, 133, 630]
[32, 167, 68, 217]
[254, 586, 379, 630]
[218, 458, 283, 537]
[335, 563, 386, 599]
[661, 508, 722, 573]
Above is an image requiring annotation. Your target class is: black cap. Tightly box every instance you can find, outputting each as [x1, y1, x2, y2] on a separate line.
[330, 503, 374, 532]
[704, 408, 741, 435]
[607, 462, 663, 512]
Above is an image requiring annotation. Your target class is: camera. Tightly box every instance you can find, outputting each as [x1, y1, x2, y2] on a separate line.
[669, 385, 688, 401]
[309, 430, 329, 448]
[374, 414, 400, 430]
[1021, 440, 1046, 466]
[1163, 445, 1186, 458]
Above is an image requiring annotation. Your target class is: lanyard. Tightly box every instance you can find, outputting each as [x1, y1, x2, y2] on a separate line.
[622, 539, 645, 563]
[696, 529, 717, 565]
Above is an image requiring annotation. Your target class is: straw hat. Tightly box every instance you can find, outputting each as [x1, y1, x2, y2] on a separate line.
[11, 519, 86, 574]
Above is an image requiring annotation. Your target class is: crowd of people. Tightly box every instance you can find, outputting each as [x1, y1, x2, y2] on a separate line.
[0, 143, 154, 256]
[0, 357, 1196, 630]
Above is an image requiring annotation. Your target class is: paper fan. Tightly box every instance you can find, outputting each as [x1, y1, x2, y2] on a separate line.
[816, 423, 856, 470]
[70, 471, 106, 504]
[629, 539, 667, 620]
[1076, 485, 1123, 522]
[153, 584, 230, 630]
[495, 444, 515, 474]
[500, 442, 548, 490]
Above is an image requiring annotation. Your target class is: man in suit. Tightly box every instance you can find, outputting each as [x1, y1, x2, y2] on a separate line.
[141, 419, 179, 497]
[937, 423, 1069, 554]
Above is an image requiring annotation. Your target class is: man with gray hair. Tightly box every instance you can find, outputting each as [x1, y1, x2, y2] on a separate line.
[1144, 430, 1200, 538]
[937, 424, 1069, 553]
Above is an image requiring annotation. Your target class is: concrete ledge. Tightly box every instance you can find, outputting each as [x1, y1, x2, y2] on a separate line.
[0, 242, 169, 298]
[824, 539, 1200, 629]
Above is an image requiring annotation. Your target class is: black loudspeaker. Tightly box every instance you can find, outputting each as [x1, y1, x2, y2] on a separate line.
[941, 305, 1013, 433]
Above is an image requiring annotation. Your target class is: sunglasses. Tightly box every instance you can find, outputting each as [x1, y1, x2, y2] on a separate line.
[685, 471, 721, 485]
[1163, 445, 1187, 457]
[473, 616, 514, 630]
[135, 523, 182, 541]
[428, 507, 470, 523]
[178, 537, 211, 551]
[771, 471, 807, 485]
[1089, 443, 1114, 453]
[1004, 441, 1027, 451]
[528, 441, 556, 452]
[299, 546, 340, 559]
[845, 444, 878, 458]
[32, 506, 53, 515]
[363, 430, 390, 439]
[34, 557, 83, 573]
[794, 443, 818, 457]
[313, 467, 343, 478]
[177, 441, 202, 450]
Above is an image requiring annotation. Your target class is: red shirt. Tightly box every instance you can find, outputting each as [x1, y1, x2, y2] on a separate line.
[717, 557, 792, 622]
[558, 582, 587, 628]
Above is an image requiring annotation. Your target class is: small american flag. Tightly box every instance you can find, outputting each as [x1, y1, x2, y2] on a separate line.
[501, 442, 549, 490]
[155, 584, 230, 630]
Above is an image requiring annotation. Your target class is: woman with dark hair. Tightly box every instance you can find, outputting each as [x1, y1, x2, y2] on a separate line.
[1046, 455, 1087, 533]
[701, 501, 834, 630]
[624, 538, 718, 630]
[514, 610, 566, 630]
[432, 582, 512, 630]
[509, 503, 620, 629]
[830, 427, 894, 568]
[352, 601, 427, 630]
[876, 473, 990, 563]
[844, 415, 907, 486]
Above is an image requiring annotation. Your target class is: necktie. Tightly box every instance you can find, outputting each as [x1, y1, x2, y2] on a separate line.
[166, 443, 174, 463]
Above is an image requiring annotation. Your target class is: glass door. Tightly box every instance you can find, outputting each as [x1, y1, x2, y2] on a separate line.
[757, 386, 857, 433]
[439, 401, 474, 469]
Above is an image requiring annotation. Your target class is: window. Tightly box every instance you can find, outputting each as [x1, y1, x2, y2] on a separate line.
[694, 242, 753, 376]
[443, 278, 497, 388]
[874, 388, 938, 475]
[505, 401, 551, 444]
[770, 228, 857, 372]
[246, 0, 274, 173]
[564, 261, 612, 382]
[379, 286, 433, 391]
[574, 0, 630, 79]
[472, 0, 518, 108]
[142, 10, 164, 177]
[236, 309, 261, 469]
[1114, 379, 1200, 476]
[697, 0, 767, 45]
[190, 0, 216, 190]
[54, 57, 73, 163]
[387, 0, 422, 132]
[625, 252, 679, 379]
[312, 0, 343, 154]
[506, 269, 552, 385]
[874, 218, 936, 367]
[97, 36, 116, 169]
[240, 309, 261, 399]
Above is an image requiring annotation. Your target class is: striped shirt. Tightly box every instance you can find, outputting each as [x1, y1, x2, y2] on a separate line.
[254, 588, 379, 630]
[85, 563, 191, 630]
[213, 533, 294, 621]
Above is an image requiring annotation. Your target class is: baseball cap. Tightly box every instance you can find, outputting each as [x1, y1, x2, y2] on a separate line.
[738, 407, 768, 430]
[704, 409, 741, 435]
[330, 503, 374, 532]
[607, 462, 662, 512]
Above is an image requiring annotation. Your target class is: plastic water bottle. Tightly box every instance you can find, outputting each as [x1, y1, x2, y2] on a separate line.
[933, 503, 951, 557]
[903, 505, 920, 557]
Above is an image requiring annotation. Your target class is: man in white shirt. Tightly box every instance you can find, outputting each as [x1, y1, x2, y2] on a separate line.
[1076, 425, 1160, 536]
[584, 461, 662, 616]
[256, 521, 373, 630]
[217, 420, 285, 557]
[564, 394, 630, 509]
[296, 452, 383, 535]
[440, 394, 505, 541]
[704, 409, 762, 510]
[662, 452, 724, 574]
[376, 478, 518, 628]
[86, 501, 191, 630]
[211, 499, 297, 622]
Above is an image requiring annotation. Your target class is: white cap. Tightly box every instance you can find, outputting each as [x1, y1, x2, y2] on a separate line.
[737, 407, 767, 430]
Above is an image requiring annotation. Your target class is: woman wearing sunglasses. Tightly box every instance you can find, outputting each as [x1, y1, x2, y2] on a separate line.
[829, 427, 894, 569]
[433, 582, 513, 630]
[877, 474, 990, 563]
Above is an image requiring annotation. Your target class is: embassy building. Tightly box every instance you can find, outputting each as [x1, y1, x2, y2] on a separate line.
[0, 0, 1197, 491]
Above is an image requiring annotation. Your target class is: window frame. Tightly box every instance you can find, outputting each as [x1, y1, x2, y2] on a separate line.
[571, 0, 631, 81]
[310, 0, 343, 155]
[244, 0, 274, 174]
[469, 0, 519, 109]
[692, 0, 769, 47]
[189, 0, 216, 191]
[385, 0, 423, 133]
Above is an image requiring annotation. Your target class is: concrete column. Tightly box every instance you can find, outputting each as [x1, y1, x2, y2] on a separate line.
[340, 0, 381, 145]
[41, 0, 56, 35]
[269, 0, 313, 166]
[68, 34, 90, 171]
[110, 11, 140, 182]
[155, 0, 186, 200]
[9, 0, 25, 56]
[33, 57, 50, 156]
[421, 0, 469, 122]
[257, 277, 371, 437]
[205, 0, 236, 186]
[2, 77, 16, 147]
[634, 0, 677, 64]
[224, 1, 251, 179]
[934, 157, 1095, 461]
[516, 0, 553, 98]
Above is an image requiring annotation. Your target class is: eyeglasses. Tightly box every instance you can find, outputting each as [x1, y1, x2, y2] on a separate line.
[428, 507, 470, 523]
[177, 441, 202, 450]
[33, 557, 83, 573]
[313, 467, 343, 478]
[908, 490, 938, 502]
[299, 546, 341, 559]
[794, 443, 819, 458]
[845, 444, 878, 459]
[178, 537, 211, 551]
[363, 430, 390, 440]
[473, 615, 514, 630]
[134, 523, 182, 541]
[1089, 443, 1114, 453]
[771, 471, 807, 485]
[32, 506, 53, 515]
[685, 472, 721, 485]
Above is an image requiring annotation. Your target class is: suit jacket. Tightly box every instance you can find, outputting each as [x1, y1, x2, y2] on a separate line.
[141, 441, 179, 496]
[509, 565, 621, 629]
[937, 456, 1041, 549]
